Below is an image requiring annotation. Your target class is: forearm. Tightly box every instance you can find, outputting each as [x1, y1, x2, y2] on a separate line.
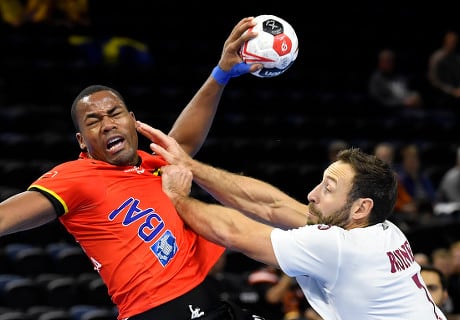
[160, 163, 278, 266]
[168, 76, 224, 156]
[189, 159, 308, 228]
[170, 192, 278, 267]
[173, 194, 235, 248]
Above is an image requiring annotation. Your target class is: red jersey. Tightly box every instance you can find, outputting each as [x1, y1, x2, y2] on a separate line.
[28, 150, 225, 319]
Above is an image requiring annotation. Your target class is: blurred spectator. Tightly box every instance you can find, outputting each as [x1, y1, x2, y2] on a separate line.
[374, 142, 397, 165]
[432, 248, 455, 281]
[277, 273, 322, 320]
[205, 251, 252, 310]
[369, 49, 423, 111]
[0, 0, 23, 26]
[374, 142, 419, 230]
[246, 266, 323, 320]
[304, 308, 323, 320]
[0, 0, 90, 28]
[246, 266, 290, 319]
[430, 246, 460, 320]
[427, 30, 460, 109]
[421, 265, 451, 314]
[448, 241, 460, 315]
[281, 283, 306, 320]
[450, 242, 460, 280]
[415, 252, 431, 266]
[397, 143, 437, 222]
[435, 146, 460, 216]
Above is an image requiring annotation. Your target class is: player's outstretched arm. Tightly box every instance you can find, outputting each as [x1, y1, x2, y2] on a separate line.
[137, 122, 308, 229]
[168, 17, 262, 157]
[161, 164, 279, 267]
[0, 191, 57, 237]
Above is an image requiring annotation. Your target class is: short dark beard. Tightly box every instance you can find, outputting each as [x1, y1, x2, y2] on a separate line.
[307, 200, 353, 229]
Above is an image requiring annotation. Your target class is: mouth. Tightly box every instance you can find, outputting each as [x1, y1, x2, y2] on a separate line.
[308, 203, 320, 218]
[106, 136, 125, 153]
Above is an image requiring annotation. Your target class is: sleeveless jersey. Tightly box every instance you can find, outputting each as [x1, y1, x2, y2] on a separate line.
[28, 150, 225, 319]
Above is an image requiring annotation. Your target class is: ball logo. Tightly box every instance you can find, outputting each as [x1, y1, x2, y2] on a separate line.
[263, 19, 283, 36]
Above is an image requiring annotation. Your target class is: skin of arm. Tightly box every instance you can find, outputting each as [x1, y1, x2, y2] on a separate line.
[168, 17, 260, 156]
[0, 191, 56, 237]
[160, 164, 279, 267]
[137, 122, 309, 229]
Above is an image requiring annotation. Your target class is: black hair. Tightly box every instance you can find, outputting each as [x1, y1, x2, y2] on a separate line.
[336, 148, 398, 225]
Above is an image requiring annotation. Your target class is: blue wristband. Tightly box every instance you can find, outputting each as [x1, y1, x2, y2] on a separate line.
[211, 65, 231, 85]
[211, 62, 252, 85]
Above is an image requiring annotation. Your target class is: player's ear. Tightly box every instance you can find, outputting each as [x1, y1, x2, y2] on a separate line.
[352, 198, 373, 220]
[76, 132, 86, 151]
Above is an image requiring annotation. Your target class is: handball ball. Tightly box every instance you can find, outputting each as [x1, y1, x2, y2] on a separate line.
[240, 14, 299, 78]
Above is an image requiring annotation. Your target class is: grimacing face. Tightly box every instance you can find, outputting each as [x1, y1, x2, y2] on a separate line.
[75, 90, 139, 166]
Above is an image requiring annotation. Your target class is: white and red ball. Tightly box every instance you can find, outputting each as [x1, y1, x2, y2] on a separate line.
[240, 14, 299, 78]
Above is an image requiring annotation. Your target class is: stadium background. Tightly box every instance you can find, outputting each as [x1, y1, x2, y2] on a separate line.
[0, 1, 459, 318]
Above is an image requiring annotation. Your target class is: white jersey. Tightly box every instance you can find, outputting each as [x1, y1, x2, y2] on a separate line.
[271, 220, 447, 320]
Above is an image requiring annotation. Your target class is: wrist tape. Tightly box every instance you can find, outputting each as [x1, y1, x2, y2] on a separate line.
[211, 62, 252, 85]
[211, 65, 232, 85]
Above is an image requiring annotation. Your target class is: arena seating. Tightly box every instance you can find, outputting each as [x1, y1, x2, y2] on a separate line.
[0, 2, 459, 318]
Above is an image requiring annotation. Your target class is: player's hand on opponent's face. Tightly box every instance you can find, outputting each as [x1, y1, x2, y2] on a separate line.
[160, 165, 193, 201]
[136, 121, 191, 166]
[219, 16, 262, 74]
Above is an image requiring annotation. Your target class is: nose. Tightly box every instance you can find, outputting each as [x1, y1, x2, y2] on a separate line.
[307, 185, 319, 203]
[101, 115, 116, 131]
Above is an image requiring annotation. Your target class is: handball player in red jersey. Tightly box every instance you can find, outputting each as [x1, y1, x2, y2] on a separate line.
[0, 17, 267, 320]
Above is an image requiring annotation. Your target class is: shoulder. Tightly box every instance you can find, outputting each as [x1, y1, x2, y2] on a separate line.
[273, 225, 344, 247]
[32, 158, 97, 187]
[45, 158, 96, 175]
[137, 150, 168, 168]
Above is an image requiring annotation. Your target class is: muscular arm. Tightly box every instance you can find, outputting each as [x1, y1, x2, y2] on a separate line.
[0, 191, 57, 237]
[188, 160, 308, 229]
[137, 123, 309, 229]
[168, 17, 260, 156]
[161, 164, 279, 267]
[167, 76, 223, 156]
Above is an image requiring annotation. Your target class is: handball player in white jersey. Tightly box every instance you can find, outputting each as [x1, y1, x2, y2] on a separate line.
[139, 123, 447, 320]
